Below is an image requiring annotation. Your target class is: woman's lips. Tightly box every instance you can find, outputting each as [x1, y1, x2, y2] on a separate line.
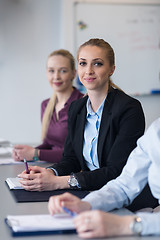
[84, 77, 96, 82]
[53, 82, 63, 86]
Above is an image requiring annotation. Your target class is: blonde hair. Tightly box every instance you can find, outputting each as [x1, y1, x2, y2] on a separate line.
[41, 49, 76, 140]
[77, 38, 123, 91]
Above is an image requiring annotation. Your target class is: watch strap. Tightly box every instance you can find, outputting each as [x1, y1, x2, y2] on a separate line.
[33, 149, 39, 161]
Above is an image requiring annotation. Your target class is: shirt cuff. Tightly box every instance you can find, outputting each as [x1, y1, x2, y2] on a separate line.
[137, 211, 160, 235]
[46, 167, 58, 176]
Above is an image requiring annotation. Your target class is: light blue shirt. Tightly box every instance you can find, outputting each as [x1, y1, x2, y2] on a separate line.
[83, 97, 106, 170]
[83, 118, 160, 236]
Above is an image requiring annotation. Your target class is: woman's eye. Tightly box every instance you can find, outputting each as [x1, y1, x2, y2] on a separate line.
[94, 62, 103, 67]
[79, 61, 86, 66]
[60, 69, 67, 73]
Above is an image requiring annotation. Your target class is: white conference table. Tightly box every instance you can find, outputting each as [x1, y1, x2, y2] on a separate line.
[0, 161, 159, 240]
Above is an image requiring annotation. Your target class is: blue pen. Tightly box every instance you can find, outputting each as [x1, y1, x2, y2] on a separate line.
[24, 159, 30, 174]
[62, 206, 77, 217]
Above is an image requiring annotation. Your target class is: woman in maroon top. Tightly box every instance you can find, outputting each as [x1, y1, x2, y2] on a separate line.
[12, 49, 83, 163]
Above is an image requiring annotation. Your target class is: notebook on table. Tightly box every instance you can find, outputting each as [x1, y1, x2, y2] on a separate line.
[5, 213, 76, 236]
[5, 177, 89, 202]
[6, 178, 23, 189]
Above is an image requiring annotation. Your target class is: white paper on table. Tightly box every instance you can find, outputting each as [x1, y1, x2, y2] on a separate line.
[5, 177, 24, 190]
[6, 214, 75, 232]
[0, 157, 23, 165]
[0, 138, 13, 157]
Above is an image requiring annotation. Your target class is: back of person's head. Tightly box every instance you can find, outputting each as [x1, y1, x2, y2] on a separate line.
[48, 49, 76, 71]
[42, 49, 75, 141]
[77, 38, 122, 91]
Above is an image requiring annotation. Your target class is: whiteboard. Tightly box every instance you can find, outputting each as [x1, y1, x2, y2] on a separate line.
[74, 2, 160, 95]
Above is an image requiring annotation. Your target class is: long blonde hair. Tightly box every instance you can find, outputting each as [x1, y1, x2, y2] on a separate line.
[77, 38, 123, 92]
[41, 49, 76, 141]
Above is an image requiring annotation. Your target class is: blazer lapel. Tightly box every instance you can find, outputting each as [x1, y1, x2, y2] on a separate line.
[74, 100, 87, 168]
[97, 88, 116, 165]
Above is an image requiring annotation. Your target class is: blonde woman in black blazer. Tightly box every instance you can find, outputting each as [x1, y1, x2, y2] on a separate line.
[19, 39, 154, 210]
[52, 86, 145, 191]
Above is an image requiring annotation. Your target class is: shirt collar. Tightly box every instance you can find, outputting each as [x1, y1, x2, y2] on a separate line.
[64, 87, 80, 107]
[86, 95, 107, 118]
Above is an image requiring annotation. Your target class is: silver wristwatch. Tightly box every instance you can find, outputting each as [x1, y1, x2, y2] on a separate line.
[68, 173, 81, 189]
[130, 216, 143, 235]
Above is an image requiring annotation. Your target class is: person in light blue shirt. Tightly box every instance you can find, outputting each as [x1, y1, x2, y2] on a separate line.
[48, 117, 160, 238]
[83, 97, 106, 170]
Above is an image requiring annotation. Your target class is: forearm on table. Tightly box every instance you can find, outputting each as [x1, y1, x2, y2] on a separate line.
[37, 149, 63, 163]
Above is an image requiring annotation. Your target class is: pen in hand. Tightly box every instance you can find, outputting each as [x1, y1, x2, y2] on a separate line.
[62, 206, 77, 217]
[24, 159, 30, 174]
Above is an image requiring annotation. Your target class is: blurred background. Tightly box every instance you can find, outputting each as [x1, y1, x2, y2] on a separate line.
[0, 0, 160, 145]
[0, 0, 61, 144]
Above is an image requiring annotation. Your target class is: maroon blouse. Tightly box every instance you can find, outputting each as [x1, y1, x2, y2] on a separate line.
[37, 88, 83, 163]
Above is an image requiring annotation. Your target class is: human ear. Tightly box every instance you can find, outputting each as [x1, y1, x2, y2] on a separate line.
[109, 65, 115, 76]
[71, 69, 77, 81]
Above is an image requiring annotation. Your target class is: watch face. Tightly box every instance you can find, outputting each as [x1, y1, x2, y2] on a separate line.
[131, 217, 143, 235]
[134, 221, 143, 234]
[70, 177, 78, 187]
[68, 175, 81, 189]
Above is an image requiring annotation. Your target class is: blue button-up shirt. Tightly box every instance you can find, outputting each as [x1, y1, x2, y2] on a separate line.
[83, 118, 160, 236]
[83, 97, 106, 170]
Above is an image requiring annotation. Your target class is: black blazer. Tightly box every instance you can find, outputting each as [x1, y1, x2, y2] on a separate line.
[51, 87, 145, 190]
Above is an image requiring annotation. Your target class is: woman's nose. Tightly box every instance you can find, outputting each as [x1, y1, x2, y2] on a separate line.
[54, 71, 60, 79]
[86, 65, 94, 74]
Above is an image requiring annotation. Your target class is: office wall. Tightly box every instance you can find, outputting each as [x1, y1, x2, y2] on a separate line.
[75, 2, 160, 95]
[62, 0, 160, 130]
[0, 0, 160, 145]
[0, 0, 62, 144]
